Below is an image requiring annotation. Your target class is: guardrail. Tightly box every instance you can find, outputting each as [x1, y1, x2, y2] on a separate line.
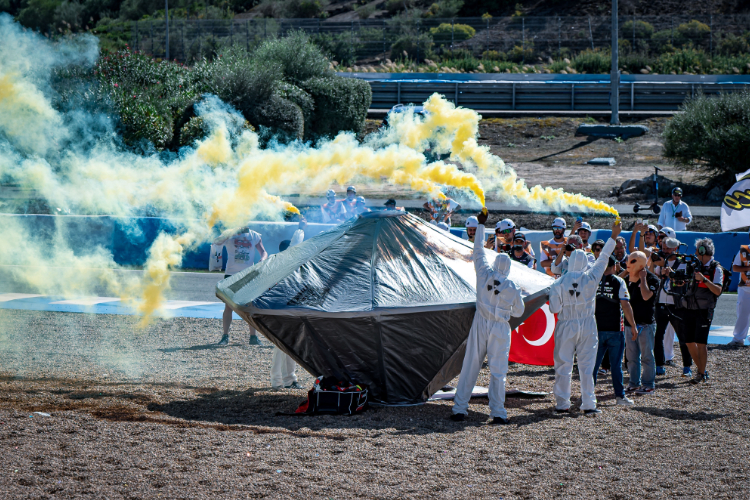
[341, 73, 750, 111]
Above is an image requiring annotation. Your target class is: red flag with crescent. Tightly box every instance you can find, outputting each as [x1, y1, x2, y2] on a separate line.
[509, 303, 556, 366]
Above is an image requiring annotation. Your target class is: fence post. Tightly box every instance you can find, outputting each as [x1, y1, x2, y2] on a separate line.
[486, 17, 490, 50]
[150, 21, 154, 55]
[181, 21, 185, 61]
[246, 20, 249, 52]
[632, 14, 635, 48]
[135, 21, 139, 51]
[230, 20, 233, 46]
[383, 20, 386, 56]
[264, 17, 267, 38]
[670, 16, 673, 45]
[558, 17, 561, 56]
[571, 83, 575, 110]
[451, 19, 454, 48]
[417, 20, 421, 61]
[588, 16, 594, 50]
[611, 0, 619, 125]
[165, 0, 169, 61]
[397, 81, 401, 104]
[709, 15, 713, 54]
[512, 82, 516, 110]
[522, 17, 525, 51]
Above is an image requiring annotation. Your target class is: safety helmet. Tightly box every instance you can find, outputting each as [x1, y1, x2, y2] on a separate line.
[552, 217, 567, 229]
[326, 189, 336, 198]
[356, 196, 365, 204]
[496, 219, 515, 231]
[578, 221, 592, 232]
[347, 186, 356, 193]
[659, 227, 676, 239]
[465, 216, 479, 228]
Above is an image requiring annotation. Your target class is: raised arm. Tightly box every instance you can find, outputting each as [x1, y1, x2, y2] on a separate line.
[473, 223, 492, 276]
[587, 221, 621, 283]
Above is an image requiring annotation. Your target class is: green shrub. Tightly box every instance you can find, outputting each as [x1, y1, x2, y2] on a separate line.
[311, 31, 358, 66]
[676, 20, 711, 45]
[572, 48, 610, 73]
[482, 50, 506, 61]
[390, 33, 434, 62]
[656, 48, 710, 74]
[441, 48, 472, 60]
[506, 44, 533, 63]
[385, 0, 416, 15]
[251, 94, 305, 141]
[619, 53, 650, 74]
[651, 29, 678, 53]
[423, 0, 464, 18]
[299, 76, 372, 139]
[718, 33, 749, 56]
[275, 81, 315, 131]
[548, 60, 568, 72]
[355, 3, 376, 19]
[284, 0, 329, 18]
[429, 23, 475, 45]
[663, 90, 750, 188]
[621, 20, 654, 41]
[253, 31, 332, 85]
[442, 55, 480, 71]
[17, 0, 62, 31]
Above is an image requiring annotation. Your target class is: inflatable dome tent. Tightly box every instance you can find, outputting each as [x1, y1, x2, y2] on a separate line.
[217, 211, 552, 405]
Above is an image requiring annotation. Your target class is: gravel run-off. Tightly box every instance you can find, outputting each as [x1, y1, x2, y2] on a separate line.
[1, 309, 749, 499]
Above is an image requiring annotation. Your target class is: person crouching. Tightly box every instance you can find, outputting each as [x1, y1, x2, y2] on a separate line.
[451, 209, 525, 425]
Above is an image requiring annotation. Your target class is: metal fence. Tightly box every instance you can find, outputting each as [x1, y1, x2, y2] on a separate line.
[129, 15, 750, 64]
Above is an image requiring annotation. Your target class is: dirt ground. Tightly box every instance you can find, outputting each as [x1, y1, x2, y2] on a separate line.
[2, 309, 749, 499]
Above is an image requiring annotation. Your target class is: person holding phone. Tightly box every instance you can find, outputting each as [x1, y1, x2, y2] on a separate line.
[658, 187, 692, 231]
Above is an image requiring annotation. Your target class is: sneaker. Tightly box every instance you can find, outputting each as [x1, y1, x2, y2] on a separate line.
[625, 385, 640, 393]
[655, 366, 666, 376]
[598, 368, 608, 376]
[248, 335, 261, 345]
[284, 381, 304, 390]
[689, 372, 703, 385]
[727, 339, 746, 347]
[635, 387, 655, 395]
[554, 408, 570, 414]
[584, 408, 602, 416]
[490, 417, 509, 425]
[682, 367, 693, 378]
[450, 413, 466, 422]
[616, 396, 634, 406]
[217, 334, 229, 345]
[702, 370, 709, 381]
[664, 359, 676, 367]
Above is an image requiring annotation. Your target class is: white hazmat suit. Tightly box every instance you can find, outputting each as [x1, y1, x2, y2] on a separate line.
[549, 237, 616, 411]
[452, 224, 525, 419]
[270, 228, 304, 389]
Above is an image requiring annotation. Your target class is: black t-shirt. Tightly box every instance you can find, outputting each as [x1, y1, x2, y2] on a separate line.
[596, 274, 630, 332]
[627, 270, 660, 325]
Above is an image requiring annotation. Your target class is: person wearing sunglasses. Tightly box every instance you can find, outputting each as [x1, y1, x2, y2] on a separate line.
[658, 187, 692, 231]
[540, 217, 568, 278]
[623, 251, 660, 395]
[509, 232, 535, 269]
[552, 234, 594, 276]
[576, 221, 593, 252]
[629, 222, 659, 260]
[549, 219, 622, 416]
[486, 219, 514, 252]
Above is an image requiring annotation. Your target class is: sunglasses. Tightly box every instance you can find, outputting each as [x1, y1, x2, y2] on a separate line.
[497, 228, 513, 234]
[673, 193, 682, 197]
[592, 247, 603, 252]
[552, 226, 564, 230]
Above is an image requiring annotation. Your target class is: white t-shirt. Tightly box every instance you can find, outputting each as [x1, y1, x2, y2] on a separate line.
[658, 200, 692, 231]
[221, 230, 262, 275]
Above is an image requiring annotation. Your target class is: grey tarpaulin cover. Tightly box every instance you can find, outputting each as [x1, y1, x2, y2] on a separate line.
[217, 211, 553, 405]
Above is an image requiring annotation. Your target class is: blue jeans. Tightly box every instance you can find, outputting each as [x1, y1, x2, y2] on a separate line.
[593, 330, 625, 398]
[625, 323, 656, 389]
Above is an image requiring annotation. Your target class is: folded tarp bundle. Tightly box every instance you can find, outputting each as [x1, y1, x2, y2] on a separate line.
[217, 211, 552, 405]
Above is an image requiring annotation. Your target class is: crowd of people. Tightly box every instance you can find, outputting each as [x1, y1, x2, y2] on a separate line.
[451, 188, 735, 421]
[211, 184, 744, 420]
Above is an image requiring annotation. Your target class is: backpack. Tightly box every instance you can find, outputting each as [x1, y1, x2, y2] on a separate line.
[294, 376, 368, 416]
[712, 261, 732, 293]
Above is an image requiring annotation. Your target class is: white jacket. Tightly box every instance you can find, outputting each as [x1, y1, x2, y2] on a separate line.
[473, 225, 525, 323]
[548, 238, 616, 320]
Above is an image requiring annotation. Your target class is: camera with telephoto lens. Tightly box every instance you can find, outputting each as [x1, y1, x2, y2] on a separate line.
[667, 254, 699, 289]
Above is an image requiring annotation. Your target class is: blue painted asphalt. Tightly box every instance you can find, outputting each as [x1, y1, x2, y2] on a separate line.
[0, 292, 744, 346]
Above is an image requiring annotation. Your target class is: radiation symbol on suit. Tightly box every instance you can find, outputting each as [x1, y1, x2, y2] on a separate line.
[487, 280, 501, 295]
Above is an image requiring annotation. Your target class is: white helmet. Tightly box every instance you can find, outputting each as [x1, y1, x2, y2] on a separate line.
[552, 217, 567, 229]
[578, 221, 592, 232]
[465, 216, 479, 228]
[326, 189, 336, 198]
[356, 196, 365, 204]
[496, 219, 515, 231]
[437, 222, 450, 231]
[659, 227, 676, 239]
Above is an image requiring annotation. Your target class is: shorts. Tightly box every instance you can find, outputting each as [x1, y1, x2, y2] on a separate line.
[674, 308, 713, 345]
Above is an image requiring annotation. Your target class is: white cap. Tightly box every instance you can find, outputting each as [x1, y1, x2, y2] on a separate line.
[659, 227, 676, 239]
[578, 221, 591, 232]
[496, 219, 515, 231]
[664, 237, 680, 249]
[465, 216, 479, 228]
[356, 196, 365, 204]
[437, 222, 450, 231]
[552, 217, 566, 228]
[326, 189, 336, 197]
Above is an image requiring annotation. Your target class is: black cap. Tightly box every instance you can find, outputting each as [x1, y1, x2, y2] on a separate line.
[608, 256, 617, 268]
[672, 187, 683, 196]
[513, 232, 526, 241]
[592, 239, 605, 248]
[384, 198, 396, 206]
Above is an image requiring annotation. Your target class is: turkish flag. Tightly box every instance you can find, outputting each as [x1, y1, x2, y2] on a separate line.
[509, 303, 556, 366]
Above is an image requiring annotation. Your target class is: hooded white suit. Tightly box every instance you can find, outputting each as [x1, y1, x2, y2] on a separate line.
[270, 228, 304, 388]
[453, 224, 525, 419]
[548, 238, 616, 410]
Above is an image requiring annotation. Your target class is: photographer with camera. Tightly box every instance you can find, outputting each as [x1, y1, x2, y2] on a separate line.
[664, 239, 725, 384]
[651, 237, 693, 377]
[658, 187, 692, 231]
[552, 234, 594, 276]
[509, 232, 536, 269]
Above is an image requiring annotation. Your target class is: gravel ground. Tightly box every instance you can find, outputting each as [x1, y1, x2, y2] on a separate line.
[2, 309, 749, 499]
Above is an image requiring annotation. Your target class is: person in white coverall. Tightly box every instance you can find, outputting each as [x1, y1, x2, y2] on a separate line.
[270, 218, 307, 390]
[549, 220, 621, 415]
[451, 210, 524, 425]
